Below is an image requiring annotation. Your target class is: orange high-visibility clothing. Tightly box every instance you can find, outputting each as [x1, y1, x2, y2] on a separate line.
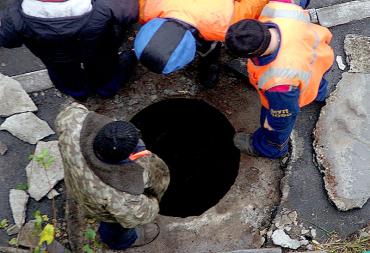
[247, 2, 334, 109]
[139, 0, 269, 41]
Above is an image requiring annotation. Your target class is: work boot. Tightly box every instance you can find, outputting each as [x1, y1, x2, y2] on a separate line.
[198, 41, 221, 89]
[132, 223, 160, 247]
[233, 132, 259, 157]
[199, 63, 220, 89]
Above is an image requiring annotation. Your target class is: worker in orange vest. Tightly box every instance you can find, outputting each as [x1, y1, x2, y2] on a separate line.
[134, 0, 269, 88]
[225, 0, 334, 159]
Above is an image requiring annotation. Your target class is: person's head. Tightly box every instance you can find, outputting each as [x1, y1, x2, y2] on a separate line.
[93, 121, 139, 164]
[225, 19, 272, 58]
[134, 18, 197, 74]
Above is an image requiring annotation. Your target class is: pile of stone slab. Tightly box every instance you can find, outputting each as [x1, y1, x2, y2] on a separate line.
[0, 73, 64, 239]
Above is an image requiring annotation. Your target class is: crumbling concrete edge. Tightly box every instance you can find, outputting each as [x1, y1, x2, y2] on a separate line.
[312, 73, 370, 211]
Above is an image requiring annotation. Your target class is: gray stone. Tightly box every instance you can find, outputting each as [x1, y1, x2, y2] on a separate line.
[0, 73, 37, 117]
[272, 229, 300, 250]
[0, 112, 55, 144]
[336, 56, 346, 71]
[26, 141, 64, 201]
[308, 8, 318, 24]
[0, 247, 30, 253]
[6, 224, 20, 236]
[47, 189, 60, 200]
[12, 69, 53, 93]
[9, 189, 29, 226]
[344, 34, 370, 73]
[314, 73, 370, 211]
[0, 140, 8, 155]
[219, 249, 282, 253]
[316, 1, 370, 27]
[18, 220, 39, 248]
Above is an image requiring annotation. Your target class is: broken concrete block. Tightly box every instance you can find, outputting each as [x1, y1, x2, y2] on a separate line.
[0, 247, 30, 253]
[0, 112, 55, 144]
[316, 1, 370, 27]
[47, 189, 60, 200]
[336, 56, 346, 71]
[9, 189, 29, 226]
[272, 229, 300, 249]
[26, 141, 64, 201]
[0, 73, 38, 117]
[0, 140, 8, 155]
[18, 220, 39, 248]
[12, 70, 53, 93]
[344, 34, 370, 73]
[314, 73, 370, 211]
[6, 224, 21, 236]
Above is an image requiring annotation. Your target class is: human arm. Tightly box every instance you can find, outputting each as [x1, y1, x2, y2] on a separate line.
[0, 8, 23, 48]
[136, 153, 170, 201]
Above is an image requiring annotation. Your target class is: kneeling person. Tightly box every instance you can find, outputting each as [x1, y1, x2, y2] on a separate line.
[134, 0, 269, 88]
[55, 103, 170, 250]
[225, 0, 334, 158]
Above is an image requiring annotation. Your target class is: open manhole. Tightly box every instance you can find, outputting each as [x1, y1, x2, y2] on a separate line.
[131, 99, 240, 218]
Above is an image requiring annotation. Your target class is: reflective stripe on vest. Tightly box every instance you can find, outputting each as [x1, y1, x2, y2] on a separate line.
[129, 150, 152, 161]
[258, 67, 311, 89]
[261, 6, 310, 23]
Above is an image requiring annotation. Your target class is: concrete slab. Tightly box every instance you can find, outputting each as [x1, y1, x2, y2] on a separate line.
[316, 1, 370, 27]
[0, 112, 55, 144]
[26, 141, 64, 201]
[314, 73, 370, 211]
[9, 189, 28, 227]
[344, 34, 370, 73]
[12, 70, 53, 93]
[0, 74, 38, 117]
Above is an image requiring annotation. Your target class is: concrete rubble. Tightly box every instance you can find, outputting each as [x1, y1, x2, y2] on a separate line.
[0, 112, 55, 144]
[6, 224, 21, 236]
[47, 189, 60, 200]
[12, 69, 53, 93]
[0, 140, 8, 155]
[344, 34, 370, 73]
[335, 56, 346, 71]
[0, 73, 37, 117]
[316, 0, 370, 27]
[18, 220, 39, 248]
[26, 141, 64, 201]
[271, 229, 300, 249]
[314, 73, 370, 211]
[9, 189, 29, 227]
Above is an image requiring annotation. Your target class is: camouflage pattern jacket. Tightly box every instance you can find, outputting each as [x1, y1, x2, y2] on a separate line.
[55, 103, 170, 228]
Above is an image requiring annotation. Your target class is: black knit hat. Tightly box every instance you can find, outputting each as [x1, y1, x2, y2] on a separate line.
[93, 121, 139, 164]
[226, 19, 271, 58]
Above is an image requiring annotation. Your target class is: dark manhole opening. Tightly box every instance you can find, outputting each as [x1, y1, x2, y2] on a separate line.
[131, 99, 240, 218]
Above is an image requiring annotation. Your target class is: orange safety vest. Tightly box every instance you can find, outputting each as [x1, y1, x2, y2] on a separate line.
[139, 0, 269, 41]
[247, 2, 334, 109]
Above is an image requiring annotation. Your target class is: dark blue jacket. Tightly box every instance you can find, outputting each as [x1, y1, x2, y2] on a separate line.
[0, 0, 138, 64]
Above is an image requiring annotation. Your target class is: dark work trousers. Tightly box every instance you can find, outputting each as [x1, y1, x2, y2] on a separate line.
[252, 77, 328, 158]
[46, 51, 135, 100]
[98, 222, 138, 250]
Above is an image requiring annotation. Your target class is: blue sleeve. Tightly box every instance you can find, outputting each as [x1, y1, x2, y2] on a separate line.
[0, 8, 23, 48]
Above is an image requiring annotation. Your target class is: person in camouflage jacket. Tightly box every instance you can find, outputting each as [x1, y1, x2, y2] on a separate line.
[55, 103, 170, 250]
